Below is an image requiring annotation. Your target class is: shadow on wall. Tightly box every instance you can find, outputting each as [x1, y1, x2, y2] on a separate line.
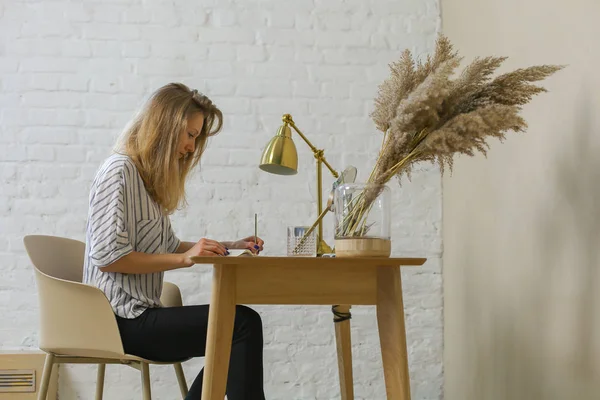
[460, 85, 600, 399]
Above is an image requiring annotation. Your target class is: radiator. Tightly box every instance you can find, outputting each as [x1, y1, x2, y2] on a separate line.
[0, 352, 58, 400]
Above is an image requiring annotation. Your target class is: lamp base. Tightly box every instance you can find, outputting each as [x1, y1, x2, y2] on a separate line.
[317, 239, 333, 256]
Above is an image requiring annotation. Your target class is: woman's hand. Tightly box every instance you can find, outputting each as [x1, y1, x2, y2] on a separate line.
[182, 238, 229, 266]
[229, 236, 265, 254]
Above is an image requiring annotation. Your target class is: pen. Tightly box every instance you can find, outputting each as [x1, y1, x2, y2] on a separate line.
[254, 213, 257, 245]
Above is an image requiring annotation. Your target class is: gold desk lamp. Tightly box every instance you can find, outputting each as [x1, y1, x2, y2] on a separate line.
[259, 114, 339, 256]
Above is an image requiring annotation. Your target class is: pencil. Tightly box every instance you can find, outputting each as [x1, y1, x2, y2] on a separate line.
[254, 213, 257, 245]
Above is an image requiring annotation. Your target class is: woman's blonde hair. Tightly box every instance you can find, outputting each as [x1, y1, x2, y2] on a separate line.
[118, 82, 223, 214]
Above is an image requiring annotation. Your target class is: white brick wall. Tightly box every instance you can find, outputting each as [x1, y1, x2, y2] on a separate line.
[0, 1, 443, 399]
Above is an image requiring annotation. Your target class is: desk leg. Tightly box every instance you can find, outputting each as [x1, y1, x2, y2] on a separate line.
[376, 266, 410, 400]
[202, 264, 237, 400]
[334, 305, 354, 400]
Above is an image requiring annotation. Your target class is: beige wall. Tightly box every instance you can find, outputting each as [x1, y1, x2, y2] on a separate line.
[442, 0, 600, 399]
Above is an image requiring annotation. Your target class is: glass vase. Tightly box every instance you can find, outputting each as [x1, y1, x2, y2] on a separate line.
[333, 182, 391, 257]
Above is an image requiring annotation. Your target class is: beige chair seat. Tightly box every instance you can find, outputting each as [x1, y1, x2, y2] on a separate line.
[24, 235, 190, 400]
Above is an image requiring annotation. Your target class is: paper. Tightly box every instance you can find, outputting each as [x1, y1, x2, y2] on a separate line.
[226, 249, 256, 257]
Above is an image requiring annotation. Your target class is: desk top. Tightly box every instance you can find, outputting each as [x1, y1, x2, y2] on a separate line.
[189, 255, 426, 267]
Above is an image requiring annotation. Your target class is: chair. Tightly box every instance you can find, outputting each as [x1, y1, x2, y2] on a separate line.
[23, 235, 189, 400]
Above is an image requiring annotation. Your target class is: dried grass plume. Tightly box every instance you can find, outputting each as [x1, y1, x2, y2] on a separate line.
[338, 34, 563, 237]
[370, 34, 563, 183]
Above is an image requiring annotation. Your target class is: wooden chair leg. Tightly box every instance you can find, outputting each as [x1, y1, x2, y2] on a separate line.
[174, 363, 188, 398]
[96, 364, 106, 400]
[141, 362, 151, 400]
[334, 305, 354, 400]
[38, 353, 55, 400]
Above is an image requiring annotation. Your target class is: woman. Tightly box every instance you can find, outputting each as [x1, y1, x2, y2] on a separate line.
[83, 83, 266, 399]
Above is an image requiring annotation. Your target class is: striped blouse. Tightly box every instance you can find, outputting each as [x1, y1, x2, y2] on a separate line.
[83, 154, 181, 319]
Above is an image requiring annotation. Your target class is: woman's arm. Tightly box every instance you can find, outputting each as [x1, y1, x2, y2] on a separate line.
[99, 251, 189, 274]
[182, 237, 264, 254]
[102, 238, 228, 273]
[176, 240, 230, 254]
[175, 241, 217, 253]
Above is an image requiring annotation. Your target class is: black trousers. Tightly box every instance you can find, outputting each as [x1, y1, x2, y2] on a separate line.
[116, 305, 265, 400]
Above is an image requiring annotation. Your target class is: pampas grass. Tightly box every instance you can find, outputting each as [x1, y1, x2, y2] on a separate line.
[337, 34, 563, 238]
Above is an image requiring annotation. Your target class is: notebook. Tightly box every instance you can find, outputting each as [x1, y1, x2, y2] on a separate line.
[226, 249, 256, 257]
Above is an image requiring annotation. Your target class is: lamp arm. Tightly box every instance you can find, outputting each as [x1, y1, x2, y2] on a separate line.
[282, 114, 337, 255]
[289, 121, 339, 179]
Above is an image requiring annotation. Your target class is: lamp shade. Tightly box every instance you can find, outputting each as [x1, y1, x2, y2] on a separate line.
[259, 123, 298, 175]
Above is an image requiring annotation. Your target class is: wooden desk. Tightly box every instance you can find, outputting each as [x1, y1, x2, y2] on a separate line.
[190, 256, 426, 400]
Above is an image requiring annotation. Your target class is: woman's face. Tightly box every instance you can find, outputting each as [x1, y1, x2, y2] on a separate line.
[177, 112, 205, 159]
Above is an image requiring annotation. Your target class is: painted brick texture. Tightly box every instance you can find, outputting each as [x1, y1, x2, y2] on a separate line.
[0, 1, 442, 398]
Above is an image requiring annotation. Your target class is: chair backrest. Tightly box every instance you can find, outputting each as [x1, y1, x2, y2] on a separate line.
[23, 235, 85, 283]
[23, 235, 126, 359]
[161, 282, 184, 307]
